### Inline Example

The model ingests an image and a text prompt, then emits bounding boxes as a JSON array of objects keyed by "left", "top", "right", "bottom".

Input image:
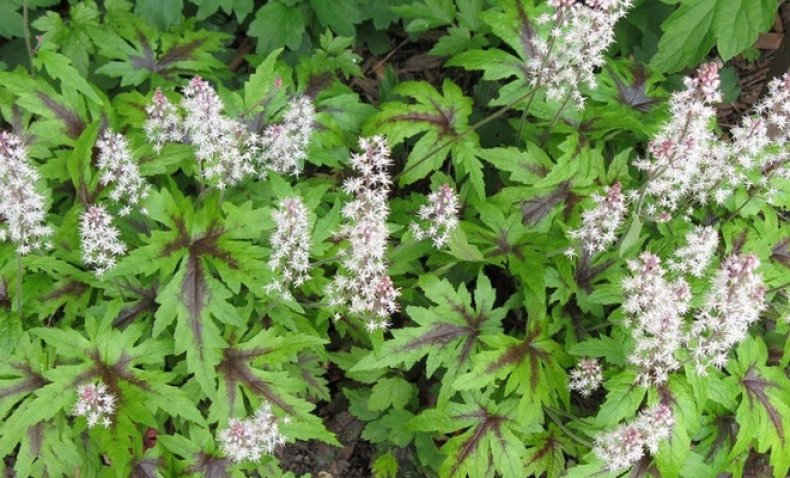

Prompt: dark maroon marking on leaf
[
  {"left": 11, "top": 104, "right": 25, "bottom": 137},
  {"left": 527, "top": 436, "right": 559, "bottom": 465},
  {"left": 396, "top": 289, "right": 489, "bottom": 358},
  {"left": 161, "top": 221, "right": 241, "bottom": 364},
  {"left": 156, "top": 40, "right": 205, "bottom": 73},
  {"left": 42, "top": 281, "right": 87, "bottom": 302},
  {"left": 657, "top": 383, "right": 674, "bottom": 407},
  {"left": 75, "top": 352, "right": 150, "bottom": 400},
  {"left": 36, "top": 92, "right": 85, "bottom": 139},
  {"left": 516, "top": 1, "right": 538, "bottom": 60},
  {"left": 741, "top": 366, "right": 785, "bottom": 442},
  {"left": 574, "top": 250, "right": 616, "bottom": 293},
  {"left": 0, "top": 278, "right": 8, "bottom": 309},
  {"left": 28, "top": 423, "right": 43, "bottom": 457},
  {"left": 160, "top": 218, "right": 191, "bottom": 257},
  {"left": 182, "top": 253, "right": 208, "bottom": 361},
  {"left": 562, "top": 189, "right": 582, "bottom": 222},
  {"left": 130, "top": 458, "right": 161, "bottom": 478},
  {"left": 0, "top": 364, "right": 47, "bottom": 400},
  {"left": 707, "top": 416, "right": 737, "bottom": 460},
  {"left": 189, "top": 454, "right": 230, "bottom": 478},
  {"left": 487, "top": 231, "right": 527, "bottom": 261},
  {"left": 297, "top": 353, "right": 325, "bottom": 398},
  {"left": 218, "top": 347, "right": 296, "bottom": 416},
  {"left": 114, "top": 286, "right": 158, "bottom": 328},
  {"left": 182, "top": 253, "right": 209, "bottom": 323},
  {"left": 305, "top": 73, "right": 334, "bottom": 100},
  {"left": 732, "top": 231, "right": 748, "bottom": 255},
  {"left": 771, "top": 237, "right": 790, "bottom": 268},
  {"left": 448, "top": 300, "right": 485, "bottom": 364},
  {"left": 486, "top": 328, "right": 548, "bottom": 391},
  {"left": 399, "top": 323, "right": 470, "bottom": 352},
  {"left": 191, "top": 228, "right": 239, "bottom": 268},
  {"left": 129, "top": 32, "right": 204, "bottom": 79},
  {"left": 609, "top": 64, "right": 660, "bottom": 112},
  {"left": 449, "top": 408, "right": 503, "bottom": 477},
  {"left": 389, "top": 112, "right": 455, "bottom": 136},
  {"left": 129, "top": 32, "right": 156, "bottom": 72},
  {"left": 161, "top": 221, "right": 239, "bottom": 268},
  {"left": 521, "top": 181, "right": 572, "bottom": 226},
  {"left": 428, "top": 97, "right": 456, "bottom": 133}
]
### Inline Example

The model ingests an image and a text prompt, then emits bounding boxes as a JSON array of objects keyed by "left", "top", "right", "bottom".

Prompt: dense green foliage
[{"left": 0, "top": 1, "right": 788, "bottom": 477}]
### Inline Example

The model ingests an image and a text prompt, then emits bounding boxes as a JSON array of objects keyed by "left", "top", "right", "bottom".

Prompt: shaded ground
[
  {"left": 719, "top": 3, "right": 790, "bottom": 128},
  {"left": 277, "top": 407, "right": 373, "bottom": 478}
]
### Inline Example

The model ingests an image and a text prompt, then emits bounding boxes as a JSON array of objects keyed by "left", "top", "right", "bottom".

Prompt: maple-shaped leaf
[
  {"left": 368, "top": 79, "right": 484, "bottom": 197},
  {"left": 524, "top": 425, "right": 576, "bottom": 478},
  {"left": 94, "top": 16, "right": 228, "bottom": 87},
  {"left": 771, "top": 237, "right": 790, "bottom": 268},
  {"left": 453, "top": 326, "right": 569, "bottom": 411},
  {"left": 585, "top": 59, "right": 666, "bottom": 140},
  {"left": 521, "top": 182, "right": 572, "bottom": 227},
  {"left": 410, "top": 391, "right": 540, "bottom": 478},
  {"left": 445, "top": 1, "right": 540, "bottom": 109},
  {"left": 352, "top": 273, "right": 506, "bottom": 401},
  {"left": 608, "top": 63, "right": 661, "bottom": 112},
  {"left": 213, "top": 328, "right": 337, "bottom": 446},
  {"left": 0, "top": 69, "right": 88, "bottom": 142},
  {"left": 0, "top": 335, "right": 50, "bottom": 446},
  {"left": 725, "top": 338, "right": 790, "bottom": 477},
  {"left": 147, "top": 188, "right": 258, "bottom": 396},
  {"left": 130, "top": 458, "right": 161, "bottom": 478}
]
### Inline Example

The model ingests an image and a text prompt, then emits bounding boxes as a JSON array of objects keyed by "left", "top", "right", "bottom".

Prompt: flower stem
[
  {"left": 16, "top": 253, "right": 23, "bottom": 320},
  {"left": 545, "top": 407, "right": 592, "bottom": 448},
  {"left": 23, "top": 0, "right": 35, "bottom": 78}
]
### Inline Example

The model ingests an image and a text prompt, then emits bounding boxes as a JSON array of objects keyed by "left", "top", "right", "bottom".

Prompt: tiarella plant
[{"left": 0, "top": 1, "right": 788, "bottom": 478}]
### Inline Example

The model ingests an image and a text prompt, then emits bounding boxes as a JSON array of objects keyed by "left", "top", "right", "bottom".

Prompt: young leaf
[
  {"left": 352, "top": 274, "right": 506, "bottom": 398},
  {"left": 410, "top": 392, "right": 539, "bottom": 478}
]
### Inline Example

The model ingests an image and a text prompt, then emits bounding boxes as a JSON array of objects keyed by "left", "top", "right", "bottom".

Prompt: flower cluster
[
  {"left": 535, "top": 0, "right": 633, "bottom": 107},
  {"left": 266, "top": 197, "right": 312, "bottom": 299},
  {"left": 634, "top": 63, "right": 734, "bottom": 216},
  {"left": 0, "top": 131, "right": 52, "bottom": 254},
  {"left": 622, "top": 252, "right": 690, "bottom": 386},
  {"left": 72, "top": 381, "right": 116, "bottom": 429},
  {"left": 669, "top": 226, "right": 718, "bottom": 277},
  {"left": 594, "top": 403, "right": 674, "bottom": 471},
  {"left": 568, "top": 357, "right": 603, "bottom": 397},
  {"left": 687, "top": 254, "right": 767, "bottom": 373},
  {"left": 80, "top": 205, "right": 126, "bottom": 277},
  {"left": 327, "top": 136, "right": 399, "bottom": 332},
  {"left": 144, "top": 78, "right": 316, "bottom": 188},
  {"left": 567, "top": 181, "right": 627, "bottom": 256},
  {"left": 731, "top": 72, "right": 790, "bottom": 200},
  {"left": 410, "top": 184, "right": 460, "bottom": 248},
  {"left": 181, "top": 76, "right": 257, "bottom": 189},
  {"left": 95, "top": 130, "right": 150, "bottom": 216},
  {"left": 761, "top": 72, "right": 790, "bottom": 141},
  {"left": 259, "top": 96, "right": 315, "bottom": 176},
  {"left": 218, "top": 403, "right": 286, "bottom": 463},
  {"left": 144, "top": 88, "right": 183, "bottom": 152}
]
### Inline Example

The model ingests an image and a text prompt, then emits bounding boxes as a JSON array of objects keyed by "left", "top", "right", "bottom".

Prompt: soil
[
  {"left": 718, "top": 3, "right": 790, "bottom": 128},
  {"left": 277, "top": 402, "right": 375, "bottom": 478}
]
